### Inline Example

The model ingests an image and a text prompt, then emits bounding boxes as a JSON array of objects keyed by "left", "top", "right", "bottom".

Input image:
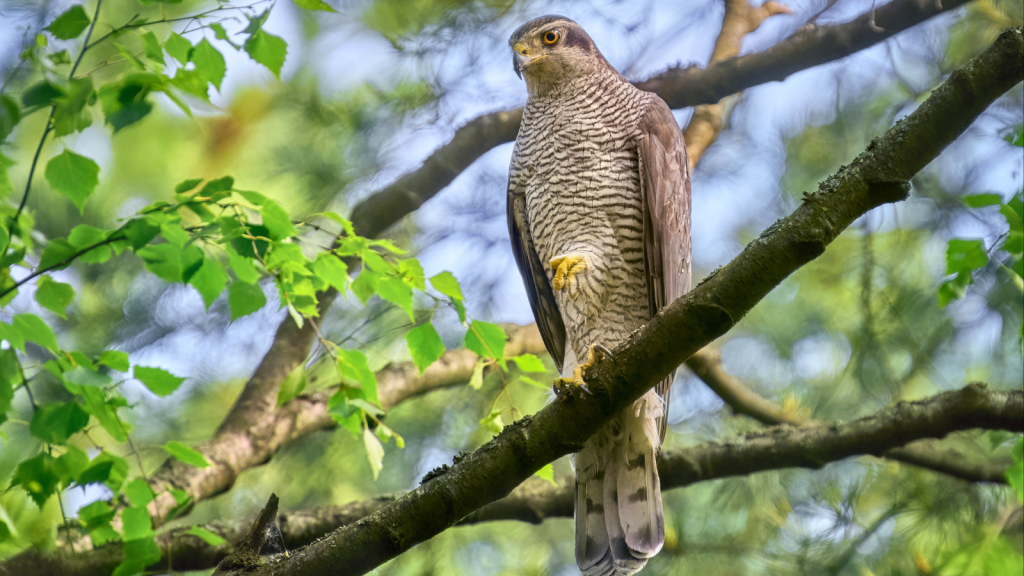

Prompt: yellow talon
[
  {"left": 552, "top": 345, "right": 605, "bottom": 396},
  {"left": 549, "top": 254, "right": 587, "bottom": 291}
]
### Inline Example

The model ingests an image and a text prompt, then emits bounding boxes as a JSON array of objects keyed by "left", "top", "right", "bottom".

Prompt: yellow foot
[
  {"left": 552, "top": 344, "right": 613, "bottom": 397},
  {"left": 549, "top": 253, "right": 589, "bottom": 294}
]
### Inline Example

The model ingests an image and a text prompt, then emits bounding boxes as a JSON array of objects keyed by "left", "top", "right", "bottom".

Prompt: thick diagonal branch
[
  {"left": 223, "top": 27, "right": 1024, "bottom": 576},
  {"left": 7, "top": 385, "right": 1015, "bottom": 576}
]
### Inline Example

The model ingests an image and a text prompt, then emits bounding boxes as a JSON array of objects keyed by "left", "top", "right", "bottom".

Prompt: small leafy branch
[{"left": 0, "top": 1, "right": 543, "bottom": 573}]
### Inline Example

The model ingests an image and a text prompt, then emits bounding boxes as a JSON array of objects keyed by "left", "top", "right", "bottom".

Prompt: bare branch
[
  {"left": 6, "top": 385, "right": 1015, "bottom": 576},
  {"left": 682, "top": 0, "right": 791, "bottom": 168}
]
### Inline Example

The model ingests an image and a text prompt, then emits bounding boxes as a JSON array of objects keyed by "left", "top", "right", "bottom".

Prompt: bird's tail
[{"left": 575, "top": 390, "right": 665, "bottom": 575}]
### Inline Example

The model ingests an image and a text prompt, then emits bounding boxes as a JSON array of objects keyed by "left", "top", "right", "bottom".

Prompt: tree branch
[
  {"left": 356, "top": 0, "right": 970, "bottom": 240},
  {"left": 6, "top": 385, "right": 1016, "bottom": 576},
  {"left": 682, "top": 0, "right": 791, "bottom": 168},
  {"left": 215, "top": 27, "right": 1024, "bottom": 576}
]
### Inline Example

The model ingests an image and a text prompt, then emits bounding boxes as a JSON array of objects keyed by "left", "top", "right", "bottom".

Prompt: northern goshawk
[{"left": 506, "top": 15, "right": 692, "bottom": 575}]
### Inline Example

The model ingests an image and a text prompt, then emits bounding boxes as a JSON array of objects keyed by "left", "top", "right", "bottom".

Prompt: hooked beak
[{"left": 512, "top": 42, "right": 545, "bottom": 80}]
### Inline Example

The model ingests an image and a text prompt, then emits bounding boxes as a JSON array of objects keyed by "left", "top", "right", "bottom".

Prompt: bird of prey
[{"left": 506, "top": 15, "right": 691, "bottom": 575}]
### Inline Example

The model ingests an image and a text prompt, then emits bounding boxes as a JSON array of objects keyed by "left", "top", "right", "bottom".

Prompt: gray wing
[
  {"left": 638, "top": 96, "right": 692, "bottom": 441},
  {"left": 508, "top": 180, "right": 567, "bottom": 373}
]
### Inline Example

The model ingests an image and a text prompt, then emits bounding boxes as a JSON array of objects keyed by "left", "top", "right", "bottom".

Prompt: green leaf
[
  {"left": 0, "top": 350, "right": 17, "bottom": 424},
  {"left": 78, "top": 500, "right": 115, "bottom": 529},
  {"left": 534, "top": 463, "right": 556, "bottom": 486},
  {"left": 191, "top": 39, "right": 226, "bottom": 91},
  {"left": 163, "top": 441, "right": 210, "bottom": 468},
  {"left": 510, "top": 353, "right": 546, "bottom": 373},
  {"left": 63, "top": 365, "right": 112, "bottom": 387},
  {"left": 46, "top": 5, "right": 90, "bottom": 40},
  {"left": 35, "top": 276, "right": 75, "bottom": 319},
  {"left": 275, "top": 365, "right": 306, "bottom": 407},
  {"left": 1006, "top": 124, "right": 1024, "bottom": 147},
  {"left": 125, "top": 478, "right": 155, "bottom": 507},
  {"left": 67, "top": 224, "right": 113, "bottom": 264},
  {"left": 141, "top": 31, "right": 164, "bottom": 64},
  {"left": 97, "top": 350, "right": 130, "bottom": 372},
  {"left": 77, "top": 452, "right": 129, "bottom": 491},
  {"left": 377, "top": 276, "right": 414, "bottom": 321},
  {"left": 172, "top": 68, "right": 209, "bottom": 100},
  {"left": 350, "top": 398, "right": 384, "bottom": 416},
  {"left": 0, "top": 150, "right": 14, "bottom": 194},
  {"left": 53, "top": 446, "right": 90, "bottom": 488},
  {"left": 406, "top": 323, "right": 446, "bottom": 374},
  {"left": 78, "top": 387, "right": 127, "bottom": 443},
  {"left": 336, "top": 349, "right": 378, "bottom": 404},
  {"left": 30, "top": 401, "right": 89, "bottom": 444},
  {"left": 398, "top": 257, "right": 425, "bottom": 289},
  {"left": 44, "top": 149, "right": 99, "bottom": 213},
  {"left": 52, "top": 77, "right": 94, "bottom": 136},
  {"left": 517, "top": 375, "right": 548, "bottom": 389},
  {"left": 188, "top": 258, "right": 228, "bottom": 309},
  {"left": 260, "top": 199, "right": 297, "bottom": 240},
  {"left": 294, "top": 0, "right": 338, "bottom": 11},
  {"left": 122, "top": 506, "right": 154, "bottom": 540},
  {"left": 165, "top": 32, "right": 191, "bottom": 65},
  {"left": 122, "top": 534, "right": 161, "bottom": 565},
  {"left": 363, "top": 427, "right": 384, "bottom": 481},
  {"left": 1009, "top": 437, "right": 1023, "bottom": 503},
  {"left": 0, "top": 94, "right": 20, "bottom": 143},
  {"left": 13, "top": 313, "right": 60, "bottom": 350},
  {"left": 115, "top": 43, "right": 146, "bottom": 71},
  {"left": 228, "top": 281, "right": 266, "bottom": 320},
  {"left": 160, "top": 222, "right": 190, "bottom": 247},
  {"left": 38, "top": 239, "right": 78, "bottom": 271},
  {"left": 136, "top": 243, "right": 183, "bottom": 283},
  {"left": 963, "top": 193, "right": 1003, "bottom": 208},
  {"left": 185, "top": 526, "right": 227, "bottom": 546},
  {"left": 10, "top": 453, "right": 58, "bottom": 507},
  {"left": 312, "top": 253, "right": 348, "bottom": 293},
  {"left": 227, "top": 250, "right": 261, "bottom": 283},
  {"left": 0, "top": 324, "right": 25, "bottom": 352},
  {"left": 22, "top": 81, "right": 64, "bottom": 108},
  {"left": 134, "top": 366, "right": 185, "bottom": 397},
  {"left": 175, "top": 178, "right": 204, "bottom": 194},
  {"left": 429, "top": 271, "right": 464, "bottom": 301},
  {"left": 468, "top": 358, "right": 485, "bottom": 390},
  {"left": 465, "top": 320, "right": 506, "bottom": 363},
  {"left": 0, "top": 519, "right": 9, "bottom": 543},
  {"left": 244, "top": 28, "right": 288, "bottom": 79},
  {"left": 946, "top": 238, "right": 988, "bottom": 275},
  {"left": 351, "top": 268, "right": 380, "bottom": 304},
  {"left": 479, "top": 408, "right": 503, "bottom": 435}
]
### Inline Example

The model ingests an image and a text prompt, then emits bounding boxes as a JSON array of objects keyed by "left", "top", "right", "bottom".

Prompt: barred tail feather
[
  {"left": 576, "top": 442, "right": 614, "bottom": 575},
  {"left": 617, "top": 391, "right": 665, "bottom": 560},
  {"left": 603, "top": 452, "right": 646, "bottom": 575}
]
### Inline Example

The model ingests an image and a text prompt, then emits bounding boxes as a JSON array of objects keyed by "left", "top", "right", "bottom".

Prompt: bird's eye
[{"left": 543, "top": 31, "right": 559, "bottom": 44}]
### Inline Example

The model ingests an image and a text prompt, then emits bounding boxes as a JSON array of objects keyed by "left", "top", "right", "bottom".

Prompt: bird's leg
[{"left": 552, "top": 344, "right": 612, "bottom": 397}]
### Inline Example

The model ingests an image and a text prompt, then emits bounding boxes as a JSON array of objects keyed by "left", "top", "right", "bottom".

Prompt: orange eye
[{"left": 543, "top": 31, "right": 559, "bottom": 44}]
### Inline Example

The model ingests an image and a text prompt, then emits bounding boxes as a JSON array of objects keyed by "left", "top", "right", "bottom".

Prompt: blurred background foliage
[{"left": 0, "top": 0, "right": 1022, "bottom": 575}]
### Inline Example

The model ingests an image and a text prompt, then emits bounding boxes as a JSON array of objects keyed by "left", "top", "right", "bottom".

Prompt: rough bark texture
[
  {"left": 5, "top": 386, "right": 1017, "bottom": 576},
  {"left": 221, "top": 28, "right": 1024, "bottom": 576}
]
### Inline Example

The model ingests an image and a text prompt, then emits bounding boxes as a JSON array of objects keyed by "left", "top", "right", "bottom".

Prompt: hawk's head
[{"left": 509, "top": 16, "right": 614, "bottom": 91}]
